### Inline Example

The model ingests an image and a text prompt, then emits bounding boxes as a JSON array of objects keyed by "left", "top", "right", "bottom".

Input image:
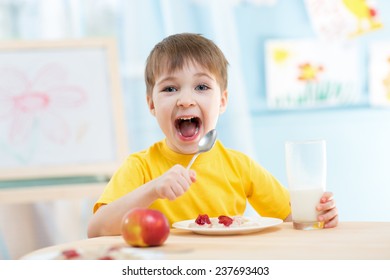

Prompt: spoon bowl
[{"left": 186, "top": 129, "right": 217, "bottom": 170}]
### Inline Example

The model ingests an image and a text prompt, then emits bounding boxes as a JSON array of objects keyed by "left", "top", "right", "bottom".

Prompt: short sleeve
[{"left": 93, "top": 156, "right": 145, "bottom": 213}]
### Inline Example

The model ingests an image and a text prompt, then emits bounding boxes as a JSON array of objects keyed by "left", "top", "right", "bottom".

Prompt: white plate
[
  {"left": 172, "top": 216, "right": 283, "bottom": 235},
  {"left": 22, "top": 251, "right": 60, "bottom": 260},
  {"left": 22, "top": 246, "right": 149, "bottom": 260}
]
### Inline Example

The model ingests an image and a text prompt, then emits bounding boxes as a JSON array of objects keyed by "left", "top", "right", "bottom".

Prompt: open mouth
[{"left": 175, "top": 116, "right": 201, "bottom": 138}]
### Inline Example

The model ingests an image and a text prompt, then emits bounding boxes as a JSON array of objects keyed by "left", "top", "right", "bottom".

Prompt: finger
[
  {"left": 318, "top": 207, "right": 338, "bottom": 224},
  {"left": 170, "top": 182, "right": 186, "bottom": 197},
  {"left": 176, "top": 173, "right": 191, "bottom": 191},
  {"left": 169, "top": 172, "right": 192, "bottom": 197},
  {"left": 170, "top": 165, "right": 191, "bottom": 185},
  {"left": 316, "top": 198, "right": 336, "bottom": 211},
  {"left": 163, "top": 188, "right": 178, "bottom": 201},
  {"left": 320, "top": 192, "right": 334, "bottom": 203},
  {"left": 180, "top": 168, "right": 194, "bottom": 184},
  {"left": 324, "top": 214, "right": 339, "bottom": 228},
  {"left": 189, "top": 169, "right": 196, "bottom": 182}
]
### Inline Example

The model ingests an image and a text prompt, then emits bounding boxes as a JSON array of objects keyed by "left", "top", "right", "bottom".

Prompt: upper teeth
[{"left": 180, "top": 117, "right": 194, "bottom": 121}]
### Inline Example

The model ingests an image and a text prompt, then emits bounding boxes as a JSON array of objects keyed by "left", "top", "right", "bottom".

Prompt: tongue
[{"left": 179, "top": 121, "right": 197, "bottom": 137}]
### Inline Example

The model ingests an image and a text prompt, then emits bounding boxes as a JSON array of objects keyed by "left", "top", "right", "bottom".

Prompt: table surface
[{"left": 21, "top": 222, "right": 390, "bottom": 260}]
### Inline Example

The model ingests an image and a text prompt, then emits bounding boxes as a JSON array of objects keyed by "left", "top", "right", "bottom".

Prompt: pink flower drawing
[{"left": 0, "top": 63, "right": 87, "bottom": 146}]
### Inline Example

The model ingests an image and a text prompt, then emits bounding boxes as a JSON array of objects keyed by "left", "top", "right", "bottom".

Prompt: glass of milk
[{"left": 285, "top": 139, "right": 326, "bottom": 230}]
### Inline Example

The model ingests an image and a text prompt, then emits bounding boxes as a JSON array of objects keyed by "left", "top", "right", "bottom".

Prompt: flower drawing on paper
[
  {"left": 341, "top": 0, "right": 383, "bottom": 36},
  {"left": 266, "top": 40, "right": 360, "bottom": 109},
  {"left": 297, "top": 62, "right": 324, "bottom": 82},
  {"left": 0, "top": 63, "right": 87, "bottom": 146}
]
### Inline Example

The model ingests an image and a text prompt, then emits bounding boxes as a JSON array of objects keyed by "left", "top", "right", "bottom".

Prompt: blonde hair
[{"left": 145, "top": 33, "right": 229, "bottom": 96}]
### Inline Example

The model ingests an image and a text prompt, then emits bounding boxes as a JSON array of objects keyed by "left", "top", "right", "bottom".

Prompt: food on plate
[
  {"left": 190, "top": 214, "right": 258, "bottom": 228},
  {"left": 62, "top": 249, "right": 80, "bottom": 259},
  {"left": 195, "top": 214, "right": 211, "bottom": 225},
  {"left": 121, "top": 208, "right": 170, "bottom": 247},
  {"left": 56, "top": 246, "right": 142, "bottom": 260},
  {"left": 218, "top": 215, "right": 234, "bottom": 226}
]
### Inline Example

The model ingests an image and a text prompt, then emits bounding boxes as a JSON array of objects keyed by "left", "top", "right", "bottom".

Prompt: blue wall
[{"left": 231, "top": 0, "right": 390, "bottom": 221}]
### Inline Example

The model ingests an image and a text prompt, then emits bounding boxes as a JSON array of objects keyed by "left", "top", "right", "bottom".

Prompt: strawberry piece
[
  {"left": 62, "top": 249, "right": 80, "bottom": 259},
  {"left": 218, "top": 215, "right": 233, "bottom": 227},
  {"left": 98, "top": 256, "right": 114, "bottom": 260},
  {"left": 195, "top": 214, "right": 211, "bottom": 225},
  {"left": 107, "top": 245, "right": 122, "bottom": 252}
]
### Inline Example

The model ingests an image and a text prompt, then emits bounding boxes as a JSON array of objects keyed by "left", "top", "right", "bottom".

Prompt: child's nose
[{"left": 176, "top": 90, "right": 196, "bottom": 107}]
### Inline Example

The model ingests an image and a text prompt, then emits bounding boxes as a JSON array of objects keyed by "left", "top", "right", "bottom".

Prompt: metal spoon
[{"left": 186, "top": 129, "right": 217, "bottom": 170}]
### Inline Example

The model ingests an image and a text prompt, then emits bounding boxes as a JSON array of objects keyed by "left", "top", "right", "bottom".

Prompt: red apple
[{"left": 121, "top": 208, "right": 170, "bottom": 247}]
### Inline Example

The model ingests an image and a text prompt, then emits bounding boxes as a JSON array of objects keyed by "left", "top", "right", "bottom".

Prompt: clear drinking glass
[{"left": 285, "top": 139, "right": 326, "bottom": 230}]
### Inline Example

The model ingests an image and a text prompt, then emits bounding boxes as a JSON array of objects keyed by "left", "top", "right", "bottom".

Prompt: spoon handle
[{"left": 186, "top": 152, "right": 200, "bottom": 170}]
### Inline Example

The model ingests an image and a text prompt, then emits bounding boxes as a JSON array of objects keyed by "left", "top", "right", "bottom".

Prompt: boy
[{"left": 88, "top": 33, "right": 338, "bottom": 237}]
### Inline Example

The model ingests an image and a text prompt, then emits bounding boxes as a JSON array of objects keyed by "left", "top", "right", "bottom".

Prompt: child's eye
[
  {"left": 195, "top": 84, "right": 209, "bottom": 91},
  {"left": 162, "top": 86, "right": 177, "bottom": 93}
]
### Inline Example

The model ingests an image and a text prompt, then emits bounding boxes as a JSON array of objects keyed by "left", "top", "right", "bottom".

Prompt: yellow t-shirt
[{"left": 94, "top": 139, "right": 290, "bottom": 225}]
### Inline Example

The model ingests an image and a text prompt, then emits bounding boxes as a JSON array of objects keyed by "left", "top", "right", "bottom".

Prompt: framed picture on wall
[
  {"left": 304, "top": 0, "right": 383, "bottom": 41},
  {"left": 369, "top": 42, "right": 390, "bottom": 107},
  {"left": 0, "top": 39, "right": 128, "bottom": 180},
  {"left": 264, "top": 39, "right": 362, "bottom": 110}
]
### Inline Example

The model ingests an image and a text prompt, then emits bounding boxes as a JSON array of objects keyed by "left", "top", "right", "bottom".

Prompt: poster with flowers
[
  {"left": 304, "top": 0, "right": 383, "bottom": 41},
  {"left": 369, "top": 42, "right": 390, "bottom": 107},
  {"left": 265, "top": 40, "right": 361, "bottom": 109},
  {"left": 0, "top": 39, "right": 127, "bottom": 179}
]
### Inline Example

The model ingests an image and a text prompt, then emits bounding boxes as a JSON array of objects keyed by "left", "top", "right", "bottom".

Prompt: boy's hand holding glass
[{"left": 316, "top": 191, "right": 338, "bottom": 228}]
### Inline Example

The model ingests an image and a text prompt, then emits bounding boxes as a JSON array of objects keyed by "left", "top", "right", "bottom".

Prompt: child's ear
[
  {"left": 219, "top": 90, "right": 228, "bottom": 114},
  {"left": 146, "top": 95, "right": 156, "bottom": 116}
]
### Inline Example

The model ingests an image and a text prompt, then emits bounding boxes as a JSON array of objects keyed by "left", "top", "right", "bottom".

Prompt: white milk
[{"left": 289, "top": 188, "right": 324, "bottom": 222}]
